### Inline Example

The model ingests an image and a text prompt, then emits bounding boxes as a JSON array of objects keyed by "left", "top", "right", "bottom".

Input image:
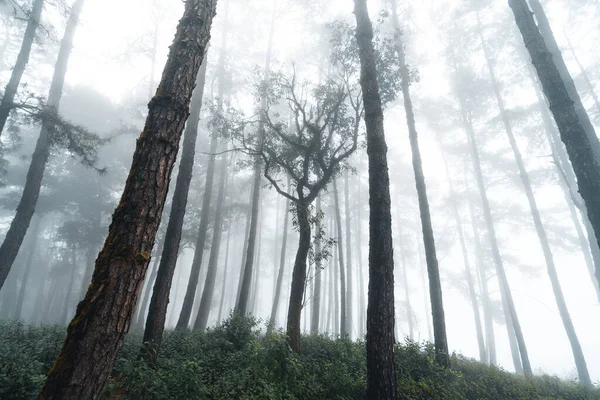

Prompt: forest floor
[{"left": 1, "top": 316, "right": 598, "bottom": 400}]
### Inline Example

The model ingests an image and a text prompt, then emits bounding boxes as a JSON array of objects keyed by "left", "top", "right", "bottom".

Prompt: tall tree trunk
[
  {"left": 269, "top": 186, "right": 290, "bottom": 331},
  {"left": 143, "top": 57, "right": 209, "bottom": 346},
  {"left": 344, "top": 171, "right": 353, "bottom": 337},
  {"left": 217, "top": 218, "right": 232, "bottom": 323},
  {"left": 333, "top": 179, "right": 347, "bottom": 337},
  {"left": 236, "top": 1, "right": 277, "bottom": 315},
  {"left": 392, "top": 2, "right": 448, "bottom": 366},
  {"left": 250, "top": 211, "right": 263, "bottom": 316},
  {"left": 460, "top": 93, "right": 532, "bottom": 375},
  {"left": 286, "top": 199, "right": 311, "bottom": 352},
  {"left": 14, "top": 215, "right": 42, "bottom": 320},
  {"left": 235, "top": 203, "right": 252, "bottom": 304},
  {"left": 468, "top": 195, "right": 496, "bottom": 364},
  {"left": 0, "top": 0, "right": 44, "bottom": 136},
  {"left": 511, "top": 0, "right": 600, "bottom": 294},
  {"left": 490, "top": 7, "right": 590, "bottom": 384},
  {"left": 194, "top": 151, "right": 229, "bottom": 330},
  {"left": 177, "top": 47, "right": 227, "bottom": 330},
  {"left": 354, "top": 0, "right": 397, "bottom": 396},
  {"left": 36, "top": 1, "right": 216, "bottom": 398},
  {"left": 0, "top": 0, "right": 85, "bottom": 291},
  {"left": 310, "top": 195, "right": 322, "bottom": 334}
]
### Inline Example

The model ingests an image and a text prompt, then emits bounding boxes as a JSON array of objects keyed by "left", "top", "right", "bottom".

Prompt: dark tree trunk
[
  {"left": 269, "top": 187, "right": 290, "bottom": 331},
  {"left": 36, "top": 1, "right": 216, "bottom": 398},
  {"left": 0, "top": 0, "right": 85, "bottom": 291},
  {"left": 176, "top": 63, "right": 226, "bottom": 330},
  {"left": 14, "top": 215, "right": 41, "bottom": 320},
  {"left": 392, "top": 2, "right": 448, "bottom": 366},
  {"left": 143, "top": 58, "right": 209, "bottom": 347},
  {"left": 310, "top": 195, "right": 322, "bottom": 335},
  {"left": 235, "top": 203, "right": 252, "bottom": 304},
  {"left": 511, "top": 0, "right": 600, "bottom": 293},
  {"left": 354, "top": 0, "right": 397, "bottom": 396},
  {"left": 344, "top": 171, "right": 353, "bottom": 337},
  {"left": 0, "top": 0, "right": 44, "bottom": 136},
  {"left": 286, "top": 199, "right": 311, "bottom": 352},
  {"left": 194, "top": 152, "right": 229, "bottom": 331},
  {"left": 333, "top": 179, "right": 347, "bottom": 337}
]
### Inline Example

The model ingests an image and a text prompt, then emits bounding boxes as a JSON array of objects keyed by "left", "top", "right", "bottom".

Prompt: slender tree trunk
[
  {"left": 235, "top": 204, "right": 252, "bottom": 304},
  {"left": 286, "top": 199, "right": 311, "bottom": 352},
  {"left": 392, "top": 3, "right": 448, "bottom": 366},
  {"left": 0, "top": 0, "right": 44, "bottom": 137},
  {"left": 344, "top": 171, "right": 353, "bottom": 337},
  {"left": 468, "top": 195, "right": 496, "bottom": 364},
  {"left": 36, "top": 1, "right": 216, "bottom": 398},
  {"left": 0, "top": 0, "right": 85, "bottom": 291},
  {"left": 354, "top": 0, "right": 397, "bottom": 396},
  {"left": 356, "top": 182, "right": 366, "bottom": 338},
  {"left": 177, "top": 48, "right": 227, "bottom": 330},
  {"left": 333, "top": 179, "right": 347, "bottom": 337},
  {"left": 143, "top": 58, "right": 209, "bottom": 346},
  {"left": 269, "top": 184, "right": 290, "bottom": 331},
  {"left": 14, "top": 215, "right": 41, "bottom": 320},
  {"left": 236, "top": 1, "right": 277, "bottom": 316},
  {"left": 511, "top": 0, "right": 600, "bottom": 294},
  {"left": 217, "top": 219, "right": 232, "bottom": 323},
  {"left": 250, "top": 211, "right": 263, "bottom": 316},
  {"left": 134, "top": 235, "right": 164, "bottom": 328},
  {"left": 333, "top": 215, "right": 339, "bottom": 336},
  {"left": 310, "top": 195, "right": 322, "bottom": 334},
  {"left": 194, "top": 152, "right": 229, "bottom": 330}
]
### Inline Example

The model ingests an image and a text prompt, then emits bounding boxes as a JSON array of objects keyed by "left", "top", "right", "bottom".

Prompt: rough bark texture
[
  {"left": 176, "top": 54, "right": 226, "bottom": 329},
  {"left": 269, "top": 191, "right": 290, "bottom": 331},
  {"left": 194, "top": 151, "right": 228, "bottom": 331},
  {"left": 354, "top": 0, "right": 397, "bottom": 397},
  {"left": 36, "top": 1, "right": 216, "bottom": 398},
  {"left": 333, "top": 179, "right": 347, "bottom": 337},
  {"left": 0, "top": 0, "right": 84, "bottom": 291},
  {"left": 0, "top": 0, "right": 44, "bottom": 136},
  {"left": 143, "top": 59, "right": 208, "bottom": 346},
  {"left": 310, "top": 195, "right": 322, "bottom": 335},
  {"left": 286, "top": 200, "right": 311, "bottom": 352},
  {"left": 392, "top": 2, "right": 448, "bottom": 367}
]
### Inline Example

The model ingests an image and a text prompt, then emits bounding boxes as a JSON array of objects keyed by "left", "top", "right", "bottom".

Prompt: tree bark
[
  {"left": 36, "top": 1, "right": 216, "bottom": 398},
  {"left": 0, "top": 0, "right": 85, "bottom": 291},
  {"left": 332, "top": 179, "right": 347, "bottom": 337},
  {"left": 354, "top": 0, "right": 397, "bottom": 396},
  {"left": 194, "top": 151, "right": 229, "bottom": 330},
  {"left": 269, "top": 184, "right": 291, "bottom": 331},
  {"left": 392, "top": 1, "right": 448, "bottom": 366},
  {"left": 176, "top": 48, "right": 226, "bottom": 329},
  {"left": 310, "top": 195, "right": 322, "bottom": 334},
  {"left": 143, "top": 58, "right": 209, "bottom": 346},
  {"left": 286, "top": 200, "right": 311, "bottom": 352},
  {"left": 0, "top": 0, "right": 44, "bottom": 137}
]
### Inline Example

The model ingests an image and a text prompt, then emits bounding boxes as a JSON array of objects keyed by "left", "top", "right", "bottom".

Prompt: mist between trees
[{"left": 0, "top": 0, "right": 600, "bottom": 398}]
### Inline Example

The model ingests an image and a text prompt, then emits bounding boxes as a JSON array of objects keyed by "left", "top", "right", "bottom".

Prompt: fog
[{"left": 1, "top": 0, "right": 599, "bottom": 390}]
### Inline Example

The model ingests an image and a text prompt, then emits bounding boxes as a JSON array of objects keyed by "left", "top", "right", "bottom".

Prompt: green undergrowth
[{"left": 0, "top": 317, "right": 598, "bottom": 399}]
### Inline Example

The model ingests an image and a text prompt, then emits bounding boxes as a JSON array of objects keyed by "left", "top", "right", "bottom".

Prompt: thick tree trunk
[
  {"left": 14, "top": 215, "right": 41, "bottom": 320},
  {"left": 194, "top": 152, "right": 228, "bottom": 330},
  {"left": 269, "top": 188, "right": 290, "bottom": 331},
  {"left": 310, "top": 195, "right": 322, "bottom": 334},
  {"left": 143, "top": 58, "right": 209, "bottom": 346},
  {"left": 36, "top": 1, "right": 216, "bottom": 398},
  {"left": 344, "top": 171, "right": 353, "bottom": 337},
  {"left": 511, "top": 0, "right": 600, "bottom": 294},
  {"left": 392, "top": 3, "right": 448, "bottom": 366},
  {"left": 333, "top": 179, "right": 347, "bottom": 337},
  {"left": 354, "top": 0, "right": 397, "bottom": 396},
  {"left": 286, "top": 200, "right": 311, "bottom": 352},
  {"left": 177, "top": 61, "right": 225, "bottom": 330},
  {"left": 0, "top": 0, "right": 44, "bottom": 136},
  {"left": 0, "top": 0, "right": 85, "bottom": 291}
]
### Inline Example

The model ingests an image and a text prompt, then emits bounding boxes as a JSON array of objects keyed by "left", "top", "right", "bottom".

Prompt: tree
[
  {"left": 36, "top": 0, "right": 217, "bottom": 397},
  {"left": 0, "top": 0, "right": 100, "bottom": 291},
  {"left": 354, "top": 0, "right": 397, "bottom": 397},
  {"left": 0, "top": 0, "right": 44, "bottom": 137},
  {"left": 332, "top": 178, "right": 347, "bottom": 337},
  {"left": 390, "top": 0, "right": 449, "bottom": 367},
  {"left": 142, "top": 58, "right": 209, "bottom": 348}
]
